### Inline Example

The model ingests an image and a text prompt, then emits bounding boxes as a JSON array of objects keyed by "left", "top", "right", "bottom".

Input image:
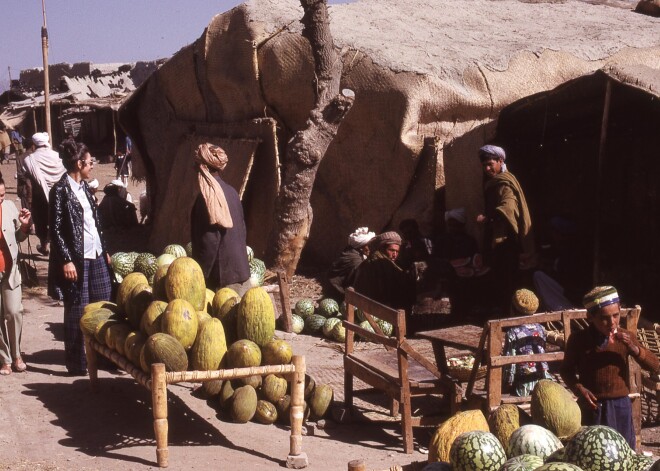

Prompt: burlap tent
[{"left": 119, "top": 0, "right": 660, "bottom": 267}]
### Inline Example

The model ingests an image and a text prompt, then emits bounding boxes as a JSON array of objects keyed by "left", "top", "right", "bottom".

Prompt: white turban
[
  {"left": 87, "top": 179, "right": 99, "bottom": 189},
  {"left": 111, "top": 179, "right": 126, "bottom": 188},
  {"left": 445, "top": 208, "right": 467, "bottom": 224},
  {"left": 348, "top": 227, "right": 375, "bottom": 249},
  {"left": 32, "top": 132, "right": 50, "bottom": 147}
]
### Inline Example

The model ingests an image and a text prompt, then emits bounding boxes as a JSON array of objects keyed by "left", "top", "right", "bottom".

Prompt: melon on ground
[
  {"left": 429, "top": 409, "right": 489, "bottom": 462},
  {"left": 231, "top": 385, "right": 258, "bottom": 423}
]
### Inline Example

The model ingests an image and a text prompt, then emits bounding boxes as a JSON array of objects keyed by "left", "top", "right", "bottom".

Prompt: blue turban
[{"left": 478, "top": 145, "right": 506, "bottom": 162}]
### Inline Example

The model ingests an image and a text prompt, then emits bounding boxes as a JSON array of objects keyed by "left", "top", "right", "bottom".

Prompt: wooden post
[
  {"left": 151, "top": 363, "right": 169, "bottom": 468},
  {"left": 487, "top": 321, "right": 503, "bottom": 411},
  {"left": 84, "top": 335, "right": 99, "bottom": 392},
  {"left": 287, "top": 355, "right": 309, "bottom": 468},
  {"left": 277, "top": 270, "right": 292, "bottom": 333},
  {"left": 347, "top": 460, "right": 366, "bottom": 471}
]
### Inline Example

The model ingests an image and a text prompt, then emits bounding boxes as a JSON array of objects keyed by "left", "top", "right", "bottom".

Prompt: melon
[
  {"left": 376, "top": 318, "right": 394, "bottom": 336},
  {"left": 318, "top": 298, "right": 340, "bottom": 317},
  {"left": 261, "top": 339, "right": 292, "bottom": 365},
  {"left": 190, "top": 318, "right": 227, "bottom": 371},
  {"left": 323, "top": 317, "right": 342, "bottom": 337},
  {"left": 197, "top": 311, "right": 212, "bottom": 326},
  {"left": 160, "top": 299, "right": 199, "bottom": 350},
  {"left": 156, "top": 253, "right": 176, "bottom": 268},
  {"left": 165, "top": 257, "right": 206, "bottom": 311},
  {"left": 105, "top": 322, "right": 132, "bottom": 352},
  {"left": 500, "top": 455, "right": 544, "bottom": 471},
  {"left": 488, "top": 404, "right": 532, "bottom": 451},
  {"left": 535, "top": 465, "right": 585, "bottom": 471},
  {"left": 163, "top": 244, "right": 187, "bottom": 258},
  {"left": 507, "top": 424, "right": 562, "bottom": 459},
  {"left": 134, "top": 252, "right": 158, "bottom": 283},
  {"left": 531, "top": 380, "right": 582, "bottom": 440},
  {"left": 237, "top": 375, "right": 262, "bottom": 389},
  {"left": 216, "top": 297, "right": 240, "bottom": 344},
  {"left": 80, "top": 307, "right": 117, "bottom": 337},
  {"left": 254, "top": 400, "right": 278, "bottom": 424},
  {"left": 564, "top": 425, "right": 633, "bottom": 471},
  {"left": 226, "top": 339, "right": 262, "bottom": 368},
  {"left": 248, "top": 258, "right": 266, "bottom": 286},
  {"left": 83, "top": 301, "right": 119, "bottom": 316},
  {"left": 141, "top": 300, "right": 167, "bottom": 336},
  {"left": 126, "top": 283, "right": 153, "bottom": 329},
  {"left": 95, "top": 318, "right": 121, "bottom": 345},
  {"left": 309, "top": 384, "right": 333, "bottom": 420},
  {"left": 631, "top": 454, "right": 655, "bottom": 471},
  {"left": 201, "top": 380, "right": 224, "bottom": 397},
  {"left": 450, "top": 430, "right": 507, "bottom": 471},
  {"left": 291, "top": 314, "right": 305, "bottom": 334},
  {"left": 304, "top": 314, "right": 326, "bottom": 334},
  {"left": 139, "top": 344, "right": 149, "bottom": 373},
  {"left": 231, "top": 385, "right": 258, "bottom": 423},
  {"left": 294, "top": 298, "right": 315, "bottom": 318},
  {"left": 151, "top": 265, "right": 169, "bottom": 301},
  {"left": 429, "top": 409, "right": 489, "bottom": 463},
  {"left": 204, "top": 289, "right": 214, "bottom": 313},
  {"left": 261, "top": 374, "right": 288, "bottom": 403},
  {"left": 544, "top": 447, "right": 566, "bottom": 463},
  {"left": 142, "top": 332, "right": 189, "bottom": 372},
  {"left": 237, "top": 287, "right": 275, "bottom": 347},
  {"left": 212, "top": 287, "right": 240, "bottom": 315},
  {"left": 304, "top": 374, "right": 316, "bottom": 399},
  {"left": 218, "top": 380, "right": 234, "bottom": 409},
  {"left": 111, "top": 252, "right": 134, "bottom": 277},
  {"left": 331, "top": 322, "right": 346, "bottom": 342},
  {"left": 359, "top": 320, "right": 375, "bottom": 340},
  {"left": 117, "top": 272, "right": 149, "bottom": 314},
  {"left": 124, "top": 331, "right": 147, "bottom": 366},
  {"left": 246, "top": 246, "right": 254, "bottom": 262}
]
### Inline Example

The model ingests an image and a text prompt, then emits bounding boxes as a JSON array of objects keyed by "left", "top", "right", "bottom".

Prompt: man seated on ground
[
  {"left": 397, "top": 219, "right": 432, "bottom": 269},
  {"left": 560, "top": 285, "right": 660, "bottom": 449},
  {"left": 98, "top": 181, "right": 138, "bottom": 229},
  {"left": 353, "top": 231, "right": 416, "bottom": 312},
  {"left": 325, "top": 227, "right": 375, "bottom": 301}
]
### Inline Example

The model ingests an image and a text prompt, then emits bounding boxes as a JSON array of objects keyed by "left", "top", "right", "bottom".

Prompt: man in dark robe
[{"left": 326, "top": 227, "right": 375, "bottom": 300}]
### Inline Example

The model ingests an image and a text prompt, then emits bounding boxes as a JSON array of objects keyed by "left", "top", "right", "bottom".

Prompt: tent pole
[
  {"left": 112, "top": 110, "right": 117, "bottom": 156},
  {"left": 592, "top": 78, "right": 612, "bottom": 285},
  {"left": 41, "top": 0, "right": 51, "bottom": 139}
]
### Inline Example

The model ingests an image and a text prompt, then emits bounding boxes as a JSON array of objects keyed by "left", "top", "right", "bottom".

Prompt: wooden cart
[{"left": 84, "top": 336, "right": 309, "bottom": 468}]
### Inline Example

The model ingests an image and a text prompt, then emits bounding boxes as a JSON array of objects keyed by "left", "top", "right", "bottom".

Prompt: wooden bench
[
  {"left": 464, "top": 307, "right": 642, "bottom": 450},
  {"left": 342, "top": 288, "right": 463, "bottom": 454}
]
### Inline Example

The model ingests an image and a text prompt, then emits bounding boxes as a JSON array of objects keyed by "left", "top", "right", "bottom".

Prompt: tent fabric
[{"left": 119, "top": 0, "right": 660, "bottom": 261}]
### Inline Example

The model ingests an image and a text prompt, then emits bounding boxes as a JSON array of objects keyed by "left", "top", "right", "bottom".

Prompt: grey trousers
[{"left": 0, "top": 273, "right": 23, "bottom": 364}]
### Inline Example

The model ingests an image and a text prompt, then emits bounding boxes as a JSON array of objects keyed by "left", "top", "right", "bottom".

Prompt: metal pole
[
  {"left": 7, "top": 67, "right": 11, "bottom": 105},
  {"left": 41, "top": 0, "right": 52, "bottom": 140}
]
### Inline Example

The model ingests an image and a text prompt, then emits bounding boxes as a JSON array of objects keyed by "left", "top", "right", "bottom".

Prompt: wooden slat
[
  {"left": 276, "top": 271, "right": 292, "bottom": 333},
  {"left": 489, "top": 352, "right": 565, "bottom": 367},
  {"left": 343, "top": 321, "right": 398, "bottom": 348},
  {"left": 345, "top": 288, "right": 401, "bottom": 325},
  {"left": 344, "top": 356, "right": 400, "bottom": 397},
  {"left": 416, "top": 324, "right": 483, "bottom": 351},
  {"left": 487, "top": 320, "right": 503, "bottom": 409},
  {"left": 466, "top": 323, "right": 488, "bottom": 398}
]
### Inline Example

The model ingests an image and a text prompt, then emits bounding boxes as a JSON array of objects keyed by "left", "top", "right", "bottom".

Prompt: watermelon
[
  {"left": 564, "top": 425, "right": 633, "bottom": 471},
  {"left": 359, "top": 320, "right": 375, "bottom": 340},
  {"left": 294, "top": 299, "right": 315, "bottom": 318},
  {"left": 507, "top": 424, "right": 562, "bottom": 459},
  {"left": 535, "top": 465, "right": 585, "bottom": 471},
  {"left": 163, "top": 244, "right": 187, "bottom": 258},
  {"left": 249, "top": 258, "right": 266, "bottom": 287},
  {"left": 291, "top": 314, "right": 305, "bottom": 334},
  {"left": 450, "top": 430, "right": 507, "bottom": 471},
  {"left": 323, "top": 317, "right": 342, "bottom": 337},
  {"left": 630, "top": 454, "right": 654, "bottom": 471},
  {"left": 376, "top": 318, "right": 393, "bottom": 336},
  {"left": 331, "top": 322, "right": 346, "bottom": 342},
  {"left": 318, "top": 298, "right": 340, "bottom": 317},
  {"left": 246, "top": 246, "right": 254, "bottom": 262},
  {"left": 185, "top": 241, "right": 193, "bottom": 257},
  {"left": 111, "top": 252, "right": 134, "bottom": 277},
  {"left": 304, "top": 314, "right": 326, "bottom": 334},
  {"left": 134, "top": 253, "right": 158, "bottom": 282},
  {"left": 544, "top": 447, "right": 566, "bottom": 463},
  {"left": 500, "top": 455, "right": 544, "bottom": 471}
]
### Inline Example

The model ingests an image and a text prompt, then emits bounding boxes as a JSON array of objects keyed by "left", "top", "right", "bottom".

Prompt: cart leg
[
  {"left": 287, "top": 355, "right": 309, "bottom": 469},
  {"left": 84, "top": 336, "right": 99, "bottom": 392},
  {"left": 152, "top": 363, "right": 169, "bottom": 468}
]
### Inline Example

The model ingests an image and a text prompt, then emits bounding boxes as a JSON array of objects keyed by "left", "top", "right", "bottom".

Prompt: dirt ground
[{"left": 2, "top": 160, "right": 660, "bottom": 470}]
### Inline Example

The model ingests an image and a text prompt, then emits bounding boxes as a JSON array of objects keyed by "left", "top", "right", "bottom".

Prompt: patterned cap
[
  {"left": 512, "top": 289, "right": 539, "bottom": 315},
  {"left": 377, "top": 231, "right": 402, "bottom": 247},
  {"left": 583, "top": 286, "right": 619, "bottom": 312}
]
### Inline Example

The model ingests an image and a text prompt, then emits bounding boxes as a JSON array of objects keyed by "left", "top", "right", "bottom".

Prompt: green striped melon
[
  {"left": 142, "top": 332, "right": 189, "bottom": 372},
  {"left": 564, "top": 425, "right": 633, "bottom": 471},
  {"left": 500, "top": 454, "right": 544, "bottom": 471},
  {"left": 544, "top": 447, "right": 566, "bottom": 463},
  {"left": 318, "top": 298, "right": 340, "bottom": 317},
  {"left": 331, "top": 322, "right": 346, "bottom": 342},
  {"left": 450, "top": 431, "right": 507, "bottom": 471},
  {"left": 631, "top": 454, "right": 654, "bottom": 471},
  {"left": 163, "top": 244, "right": 187, "bottom": 258},
  {"left": 111, "top": 252, "right": 133, "bottom": 277},
  {"left": 359, "top": 320, "right": 375, "bottom": 339},
  {"left": 294, "top": 298, "right": 315, "bottom": 318},
  {"left": 237, "top": 287, "right": 275, "bottom": 347},
  {"left": 248, "top": 258, "right": 266, "bottom": 287},
  {"left": 291, "top": 314, "right": 305, "bottom": 334},
  {"left": 376, "top": 318, "right": 394, "bottom": 336},
  {"left": 134, "top": 253, "right": 158, "bottom": 283},
  {"left": 185, "top": 241, "right": 193, "bottom": 257},
  {"left": 323, "top": 317, "right": 342, "bottom": 337},
  {"left": 246, "top": 246, "right": 254, "bottom": 262},
  {"left": 160, "top": 299, "right": 199, "bottom": 350},
  {"left": 535, "top": 465, "right": 585, "bottom": 471},
  {"left": 165, "top": 257, "right": 206, "bottom": 311},
  {"left": 304, "top": 314, "right": 326, "bottom": 334},
  {"left": 507, "top": 424, "right": 562, "bottom": 459}
]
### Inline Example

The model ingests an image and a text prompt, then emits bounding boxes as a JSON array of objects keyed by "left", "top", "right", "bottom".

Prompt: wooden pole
[
  {"left": 347, "top": 460, "right": 366, "bottom": 471},
  {"left": 286, "top": 355, "right": 309, "bottom": 468},
  {"left": 151, "top": 363, "right": 169, "bottom": 468},
  {"left": 41, "top": 0, "right": 51, "bottom": 139},
  {"left": 277, "top": 270, "right": 292, "bottom": 333},
  {"left": 84, "top": 336, "right": 99, "bottom": 393},
  {"left": 112, "top": 110, "right": 117, "bottom": 156},
  {"left": 592, "top": 78, "right": 612, "bottom": 285}
]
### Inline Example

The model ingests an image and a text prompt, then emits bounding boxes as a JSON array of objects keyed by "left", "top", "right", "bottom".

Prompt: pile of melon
[
  {"left": 290, "top": 297, "right": 394, "bottom": 343},
  {"left": 425, "top": 379, "right": 657, "bottom": 471},
  {"left": 82, "top": 247, "right": 334, "bottom": 425}
]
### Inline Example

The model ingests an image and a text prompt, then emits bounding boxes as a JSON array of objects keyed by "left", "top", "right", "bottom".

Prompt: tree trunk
[{"left": 268, "top": 0, "right": 354, "bottom": 277}]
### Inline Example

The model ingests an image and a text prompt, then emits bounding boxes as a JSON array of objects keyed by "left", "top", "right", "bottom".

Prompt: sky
[{"left": 0, "top": 0, "right": 246, "bottom": 92}]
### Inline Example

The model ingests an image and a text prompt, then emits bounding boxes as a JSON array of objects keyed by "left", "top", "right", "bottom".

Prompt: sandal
[
  {"left": 0, "top": 364, "right": 11, "bottom": 376},
  {"left": 12, "top": 358, "right": 26, "bottom": 372}
]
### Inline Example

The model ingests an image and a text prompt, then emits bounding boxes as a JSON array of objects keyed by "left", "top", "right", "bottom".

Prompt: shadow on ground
[{"left": 22, "top": 377, "right": 284, "bottom": 467}]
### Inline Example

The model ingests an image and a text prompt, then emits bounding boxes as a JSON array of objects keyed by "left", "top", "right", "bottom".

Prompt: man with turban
[
  {"left": 190, "top": 143, "right": 250, "bottom": 293},
  {"left": 22, "top": 132, "right": 65, "bottom": 255},
  {"left": 325, "top": 227, "right": 375, "bottom": 301},
  {"left": 354, "top": 231, "right": 416, "bottom": 312},
  {"left": 476, "top": 144, "right": 535, "bottom": 315},
  {"left": 560, "top": 286, "right": 659, "bottom": 448}
]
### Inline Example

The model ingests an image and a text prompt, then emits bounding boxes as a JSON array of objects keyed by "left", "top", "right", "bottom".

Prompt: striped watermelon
[
  {"left": 163, "top": 244, "right": 187, "bottom": 258},
  {"left": 500, "top": 454, "right": 544, "bottom": 471},
  {"left": 323, "top": 317, "right": 342, "bottom": 337},
  {"left": 507, "top": 424, "right": 562, "bottom": 459},
  {"left": 564, "top": 425, "right": 633, "bottom": 471},
  {"left": 450, "top": 430, "right": 506, "bottom": 471},
  {"left": 304, "top": 314, "right": 326, "bottom": 334},
  {"left": 535, "top": 465, "right": 585, "bottom": 471},
  {"left": 111, "top": 252, "right": 134, "bottom": 277},
  {"left": 630, "top": 454, "right": 654, "bottom": 471},
  {"left": 291, "top": 314, "right": 305, "bottom": 334},
  {"left": 249, "top": 258, "right": 266, "bottom": 286},
  {"left": 544, "top": 447, "right": 566, "bottom": 463},
  {"left": 318, "top": 298, "right": 340, "bottom": 317},
  {"left": 295, "top": 299, "right": 315, "bottom": 318}
]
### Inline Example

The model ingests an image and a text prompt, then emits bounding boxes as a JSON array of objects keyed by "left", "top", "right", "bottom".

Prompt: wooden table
[{"left": 415, "top": 325, "right": 484, "bottom": 375}]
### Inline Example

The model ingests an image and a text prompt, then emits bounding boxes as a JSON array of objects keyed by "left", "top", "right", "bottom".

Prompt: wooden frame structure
[
  {"left": 464, "top": 307, "right": 642, "bottom": 450},
  {"left": 342, "top": 288, "right": 462, "bottom": 454},
  {"left": 84, "top": 335, "right": 308, "bottom": 468}
]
